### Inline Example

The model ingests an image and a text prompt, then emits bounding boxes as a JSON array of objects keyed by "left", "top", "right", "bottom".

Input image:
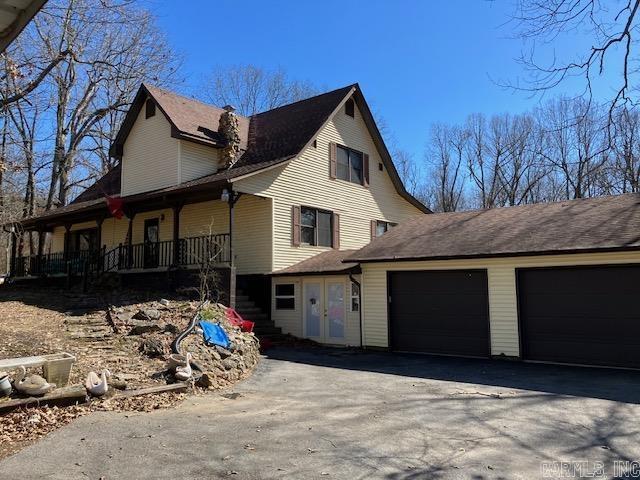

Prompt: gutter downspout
[{"left": 348, "top": 272, "right": 363, "bottom": 349}]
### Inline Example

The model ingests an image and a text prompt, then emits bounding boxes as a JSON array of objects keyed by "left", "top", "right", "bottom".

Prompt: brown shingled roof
[
  {"left": 72, "top": 164, "right": 121, "bottom": 204},
  {"left": 273, "top": 249, "right": 360, "bottom": 276},
  {"left": 347, "top": 193, "right": 640, "bottom": 263},
  {"left": 26, "top": 83, "right": 426, "bottom": 227}
]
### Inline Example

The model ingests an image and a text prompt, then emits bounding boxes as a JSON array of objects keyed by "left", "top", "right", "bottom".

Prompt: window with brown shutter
[
  {"left": 332, "top": 213, "right": 340, "bottom": 249},
  {"left": 292, "top": 205, "right": 301, "bottom": 247},
  {"left": 298, "top": 206, "right": 334, "bottom": 247},
  {"left": 370, "top": 220, "right": 377, "bottom": 240},
  {"left": 329, "top": 142, "right": 337, "bottom": 179},
  {"left": 335, "top": 144, "right": 367, "bottom": 186}
]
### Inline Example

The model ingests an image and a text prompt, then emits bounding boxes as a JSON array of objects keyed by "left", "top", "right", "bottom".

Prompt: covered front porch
[{"left": 7, "top": 179, "right": 256, "bottom": 304}]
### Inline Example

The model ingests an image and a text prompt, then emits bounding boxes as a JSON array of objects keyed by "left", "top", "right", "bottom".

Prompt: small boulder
[
  {"left": 215, "top": 346, "right": 233, "bottom": 359},
  {"left": 129, "top": 320, "right": 162, "bottom": 336},
  {"left": 196, "top": 372, "right": 216, "bottom": 388},
  {"left": 159, "top": 299, "right": 171, "bottom": 307},
  {"left": 133, "top": 309, "right": 161, "bottom": 321},
  {"left": 138, "top": 338, "right": 166, "bottom": 358}
]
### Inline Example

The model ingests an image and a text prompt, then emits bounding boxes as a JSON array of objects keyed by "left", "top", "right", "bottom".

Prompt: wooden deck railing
[{"left": 12, "top": 233, "right": 231, "bottom": 277}]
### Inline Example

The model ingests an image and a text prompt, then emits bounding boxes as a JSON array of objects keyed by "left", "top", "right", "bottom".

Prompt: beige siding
[
  {"left": 180, "top": 201, "right": 228, "bottom": 238},
  {"left": 233, "top": 99, "right": 424, "bottom": 271},
  {"left": 101, "top": 217, "right": 129, "bottom": 249},
  {"left": 49, "top": 227, "right": 65, "bottom": 253},
  {"left": 271, "top": 274, "right": 361, "bottom": 346},
  {"left": 179, "top": 196, "right": 272, "bottom": 275},
  {"left": 234, "top": 195, "right": 272, "bottom": 275},
  {"left": 179, "top": 140, "right": 220, "bottom": 183},
  {"left": 360, "top": 251, "right": 640, "bottom": 355},
  {"left": 121, "top": 106, "right": 179, "bottom": 196},
  {"left": 272, "top": 277, "right": 303, "bottom": 337}
]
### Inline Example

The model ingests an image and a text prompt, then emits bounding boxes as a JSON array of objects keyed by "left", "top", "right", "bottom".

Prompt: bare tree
[
  {"left": 201, "top": 65, "right": 317, "bottom": 116},
  {"left": 423, "top": 124, "right": 467, "bottom": 212},
  {"left": 511, "top": 0, "right": 640, "bottom": 121},
  {"left": 2, "top": 0, "right": 181, "bottom": 208}
]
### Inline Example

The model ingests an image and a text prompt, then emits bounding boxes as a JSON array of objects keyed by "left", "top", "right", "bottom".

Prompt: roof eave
[{"left": 347, "top": 245, "right": 640, "bottom": 264}]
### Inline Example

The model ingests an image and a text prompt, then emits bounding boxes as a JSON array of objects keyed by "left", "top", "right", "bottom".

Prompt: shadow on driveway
[{"left": 264, "top": 346, "right": 640, "bottom": 404}]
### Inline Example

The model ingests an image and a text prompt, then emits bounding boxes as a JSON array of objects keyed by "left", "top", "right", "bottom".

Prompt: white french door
[{"left": 303, "top": 278, "right": 346, "bottom": 344}]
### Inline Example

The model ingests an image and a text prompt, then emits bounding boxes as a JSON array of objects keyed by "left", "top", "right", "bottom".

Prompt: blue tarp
[{"left": 199, "top": 320, "right": 230, "bottom": 349}]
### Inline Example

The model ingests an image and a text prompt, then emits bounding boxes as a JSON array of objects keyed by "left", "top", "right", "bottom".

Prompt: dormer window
[
  {"left": 345, "top": 98, "right": 355, "bottom": 117},
  {"left": 145, "top": 99, "right": 156, "bottom": 119}
]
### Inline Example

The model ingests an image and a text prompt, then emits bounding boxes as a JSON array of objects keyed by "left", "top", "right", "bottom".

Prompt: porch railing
[{"left": 12, "top": 233, "right": 230, "bottom": 277}]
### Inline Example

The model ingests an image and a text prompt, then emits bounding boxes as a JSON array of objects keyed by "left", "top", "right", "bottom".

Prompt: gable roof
[
  {"left": 22, "top": 83, "right": 428, "bottom": 227},
  {"left": 347, "top": 193, "right": 640, "bottom": 263}
]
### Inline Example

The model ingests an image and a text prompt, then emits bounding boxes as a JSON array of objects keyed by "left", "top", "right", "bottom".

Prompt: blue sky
[{"left": 153, "top": 0, "right": 617, "bottom": 160}]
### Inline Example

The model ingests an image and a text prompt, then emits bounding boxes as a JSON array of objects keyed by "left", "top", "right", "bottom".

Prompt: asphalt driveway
[{"left": 2, "top": 347, "right": 640, "bottom": 479}]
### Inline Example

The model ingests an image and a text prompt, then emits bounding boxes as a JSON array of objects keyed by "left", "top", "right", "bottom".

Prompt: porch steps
[{"left": 235, "top": 290, "right": 285, "bottom": 343}]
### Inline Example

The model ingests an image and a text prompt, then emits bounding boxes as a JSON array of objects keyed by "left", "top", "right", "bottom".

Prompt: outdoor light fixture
[{"left": 221, "top": 188, "right": 230, "bottom": 203}]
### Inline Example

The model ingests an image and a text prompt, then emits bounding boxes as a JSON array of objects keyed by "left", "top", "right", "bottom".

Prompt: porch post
[
  {"left": 227, "top": 190, "right": 241, "bottom": 308},
  {"left": 9, "top": 229, "right": 16, "bottom": 277},
  {"left": 36, "top": 227, "right": 44, "bottom": 257},
  {"left": 126, "top": 213, "right": 135, "bottom": 269},
  {"left": 96, "top": 216, "right": 105, "bottom": 273},
  {"left": 172, "top": 203, "right": 183, "bottom": 266},
  {"left": 63, "top": 223, "right": 71, "bottom": 261}
]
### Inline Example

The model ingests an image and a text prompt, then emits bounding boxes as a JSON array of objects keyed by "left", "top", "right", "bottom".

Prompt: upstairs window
[
  {"left": 301, "top": 207, "right": 333, "bottom": 247},
  {"left": 145, "top": 99, "right": 156, "bottom": 119},
  {"left": 345, "top": 98, "right": 355, "bottom": 117},
  {"left": 337, "top": 145, "right": 363, "bottom": 185}
]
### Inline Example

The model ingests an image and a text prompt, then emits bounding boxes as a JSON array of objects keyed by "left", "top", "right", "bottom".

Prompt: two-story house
[{"left": 11, "top": 83, "right": 428, "bottom": 346}]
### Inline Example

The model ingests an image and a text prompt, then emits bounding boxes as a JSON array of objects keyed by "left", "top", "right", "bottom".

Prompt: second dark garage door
[
  {"left": 388, "top": 270, "right": 490, "bottom": 357},
  {"left": 518, "top": 265, "right": 640, "bottom": 369}
]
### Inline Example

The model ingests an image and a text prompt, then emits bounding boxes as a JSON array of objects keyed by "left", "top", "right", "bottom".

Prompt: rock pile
[
  {"left": 180, "top": 304, "right": 260, "bottom": 389},
  {"left": 109, "top": 300, "right": 260, "bottom": 389}
]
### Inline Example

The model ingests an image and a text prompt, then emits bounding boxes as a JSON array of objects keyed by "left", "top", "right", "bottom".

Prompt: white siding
[
  {"left": 360, "top": 251, "right": 640, "bottom": 355},
  {"left": 233, "top": 99, "right": 424, "bottom": 272},
  {"left": 121, "top": 106, "right": 179, "bottom": 196},
  {"left": 179, "top": 140, "right": 220, "bottom": 183}
]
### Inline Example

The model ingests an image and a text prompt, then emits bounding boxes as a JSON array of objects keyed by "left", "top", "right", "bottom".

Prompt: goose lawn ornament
[
  {"left": 85, "top": 369, "right": 111, "bottom": 397},
  {"left": 174, "top": 352, "right": 192, "bottom": 381},
  {"left": 14, "top": 366, "right": 56, "bottom": 396}
]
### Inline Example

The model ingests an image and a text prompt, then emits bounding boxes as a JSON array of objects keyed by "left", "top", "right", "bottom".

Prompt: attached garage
[
  {"left": 518, "top": 265, "right": 640, "bottom": 369},
  {"left": 388, "top": 270, "right": 490, "bottom": 357},
  {"left": 348, "top": 193, "right": 640, "bottom": 369}
]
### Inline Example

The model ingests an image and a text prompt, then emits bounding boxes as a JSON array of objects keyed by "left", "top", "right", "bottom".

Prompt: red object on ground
[
  {"left": 105, "top": 195, "right": 125, "bottom": 219},
  {"left": 226, "top": 307, "right": 255, "bottom": 333}
]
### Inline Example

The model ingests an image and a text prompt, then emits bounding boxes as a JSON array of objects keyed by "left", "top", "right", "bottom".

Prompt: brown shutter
[
  {"left": 332, "top": 213, "right": 340, "bottom": 249},
  {"left": 363, "top": 153, "right": 370, "bottom": 187},
  {"left": 370, "top": 220, "right": 377, "bottom": 240},
  {"left": 329, "top": 142, "right": 337, "bottom": 179},
  {"left": 292, "top": 205, "right": 301, "bottom": 247}
]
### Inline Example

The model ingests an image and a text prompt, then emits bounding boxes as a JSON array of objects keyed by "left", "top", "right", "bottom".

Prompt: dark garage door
[
  {"left": 518, "top": 266, "right": 640, "bottom": 369},
  {"left": 388, "top": 270, "right": 490, "bottom": 357}
]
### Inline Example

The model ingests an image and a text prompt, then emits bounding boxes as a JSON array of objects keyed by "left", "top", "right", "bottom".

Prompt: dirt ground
[{"left": 0, "top": 285, "right": 260, "bottom": 459}]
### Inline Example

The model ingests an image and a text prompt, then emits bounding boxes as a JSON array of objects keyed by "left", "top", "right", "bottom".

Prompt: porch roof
[{"left": 272, "top": 250, "right": 360, "bottom": 276}]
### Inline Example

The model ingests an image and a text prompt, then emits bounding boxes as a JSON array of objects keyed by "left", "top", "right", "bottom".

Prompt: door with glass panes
[{"left": 303, "top": 278, "right": 346, "bottom": 344}]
